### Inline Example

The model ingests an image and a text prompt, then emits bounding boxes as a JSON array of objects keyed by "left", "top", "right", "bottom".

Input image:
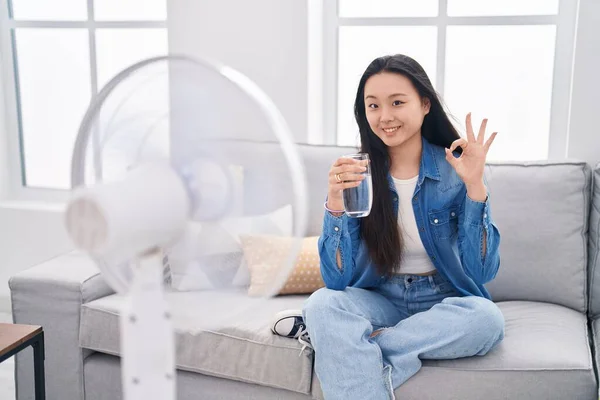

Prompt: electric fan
[{"left": 63, "top": 55, "right": 308, "bottom": 400}]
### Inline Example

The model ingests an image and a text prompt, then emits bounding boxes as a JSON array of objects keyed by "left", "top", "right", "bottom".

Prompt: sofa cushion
[
  {"left": 483, "top": 161, "right": 591, "bottom": 312},
  {"left": 81, "top": 292, "right": 595, "bottom": 399},
  {"left": 80, "top": 290, "right": 313, "bottom": 394},
  {"left": 588, "top": 164, "right": 600, "bottom": 318}
]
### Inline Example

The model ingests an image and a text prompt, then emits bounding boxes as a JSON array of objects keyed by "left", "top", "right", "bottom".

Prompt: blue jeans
[{"left": 303, "top": 272, "right": 505, "bottom": 400}]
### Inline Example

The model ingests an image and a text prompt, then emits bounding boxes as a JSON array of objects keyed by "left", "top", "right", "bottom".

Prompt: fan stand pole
[{"left": 120, "top": 248, "right": 176, "bottom": 400}]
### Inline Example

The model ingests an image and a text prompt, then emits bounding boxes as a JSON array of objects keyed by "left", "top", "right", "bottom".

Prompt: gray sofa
[{"left": 9, "top": 143, "right": 600, "bottom": 400}]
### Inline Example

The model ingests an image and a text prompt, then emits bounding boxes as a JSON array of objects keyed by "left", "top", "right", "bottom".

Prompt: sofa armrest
[{"left": 9, "top": 251, "right": 115, "bottom": 400}]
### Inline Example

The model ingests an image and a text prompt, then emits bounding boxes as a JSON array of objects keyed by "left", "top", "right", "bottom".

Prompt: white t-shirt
[{"left": 392, "top": 175, "right": 437, "bottom": 275}]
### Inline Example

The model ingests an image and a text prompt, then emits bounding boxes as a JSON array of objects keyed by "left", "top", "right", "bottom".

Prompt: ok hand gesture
[{"left": 445, "top": 112, "right": 497, "bottom": 187}]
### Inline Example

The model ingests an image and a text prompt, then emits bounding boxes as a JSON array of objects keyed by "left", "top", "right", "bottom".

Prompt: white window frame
[
  {"left": 309, "top": 0, "right": 579, "bottom": 161},
  {"left": 0, "top": 0, "right": 166, "bottom": 204}
]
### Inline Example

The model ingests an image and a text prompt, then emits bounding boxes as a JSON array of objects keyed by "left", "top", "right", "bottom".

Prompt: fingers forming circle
[{"left": 450, "top": 137, "right": 469, "bottom": 152}]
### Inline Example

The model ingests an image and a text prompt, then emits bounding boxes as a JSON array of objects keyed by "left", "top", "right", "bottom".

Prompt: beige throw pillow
[{"left": 239, "top": 235, "right": 325, "bottom": 296}]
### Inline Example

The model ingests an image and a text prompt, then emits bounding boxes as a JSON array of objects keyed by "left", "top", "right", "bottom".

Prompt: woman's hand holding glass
[{"left": 327, "top": 157, "right": 368, "bottom": 214}]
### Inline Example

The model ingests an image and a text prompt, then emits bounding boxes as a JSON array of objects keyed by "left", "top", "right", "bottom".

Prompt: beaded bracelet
[{"left": 324, "top": 201, "right": 345, "bottom": 214}]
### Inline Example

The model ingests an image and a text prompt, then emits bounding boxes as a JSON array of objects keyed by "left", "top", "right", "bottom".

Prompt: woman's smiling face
[{"left": 364, "top": 72, "right": 430, "bottom": 148}]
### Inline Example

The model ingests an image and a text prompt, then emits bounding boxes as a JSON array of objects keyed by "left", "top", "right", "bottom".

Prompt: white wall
[
  {"left": 567, "top": 0, "right": 600, "bottom": 167},
  {"left": 167, "top": 0, "right": 309, "bottom": 143}
]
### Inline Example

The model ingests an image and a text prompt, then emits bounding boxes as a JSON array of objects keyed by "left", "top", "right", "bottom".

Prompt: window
[
  {"left": 312, "top": 0, "right": 578, "bottom": 162},
  {"left": 2, "top": 0, "right": 168, "bottom": 193}
]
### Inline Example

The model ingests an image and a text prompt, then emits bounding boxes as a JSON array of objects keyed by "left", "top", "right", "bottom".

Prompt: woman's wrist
[
  {"left": 326, "top": 193, "right": 344, "bottom": 208},
  {"left": 466, "top": 181, "right": 488, "bottom": 202},
  {"left": 324, "top": 201, "right": 345, "bottom": 216},
  {"left": 325, "top": 193, "right": 345, "bottom": 216}
]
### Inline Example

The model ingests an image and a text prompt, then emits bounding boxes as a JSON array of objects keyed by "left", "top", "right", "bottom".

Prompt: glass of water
[{"left": 342, "top": 153, "right": 372, "bottom": 218}]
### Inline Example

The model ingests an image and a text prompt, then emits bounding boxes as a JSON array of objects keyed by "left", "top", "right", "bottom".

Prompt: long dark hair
[{"left": 354, "top": 54, "right": 461, "bottom": 277}]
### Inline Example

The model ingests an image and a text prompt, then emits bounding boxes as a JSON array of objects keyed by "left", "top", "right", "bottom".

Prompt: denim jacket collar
[{"left": 387, "top": 135, "right": 442, "bottom": 191}]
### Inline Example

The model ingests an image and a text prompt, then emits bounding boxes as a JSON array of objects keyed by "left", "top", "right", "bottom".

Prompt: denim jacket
[{"left": 318, "top": 136, "right": 500, "bottom": 299}]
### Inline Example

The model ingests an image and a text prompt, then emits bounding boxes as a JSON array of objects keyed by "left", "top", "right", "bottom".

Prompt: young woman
[{"left": 273, "top": 54, "right": 504, "bottom": 399}]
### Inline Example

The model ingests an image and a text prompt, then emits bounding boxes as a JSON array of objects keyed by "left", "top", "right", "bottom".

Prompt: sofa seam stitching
[
  {"left": 590, "top": 169, "right": 600, "bottom": 318},
  {"left": 581, "top": 165, "right": 590, "bottom": 314}
]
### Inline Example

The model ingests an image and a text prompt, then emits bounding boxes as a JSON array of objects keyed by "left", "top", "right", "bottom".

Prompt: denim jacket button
[
  {"left": 434, "top": 219, "right": 439, "bottom": 224},
  {"left": 334, "top": 226, "right": 339, "bottom": 232}
]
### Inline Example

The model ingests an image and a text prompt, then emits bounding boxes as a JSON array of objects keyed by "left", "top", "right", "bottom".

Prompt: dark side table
[{"left": 0, "top": 323, "right": 45, "bottom": 399}]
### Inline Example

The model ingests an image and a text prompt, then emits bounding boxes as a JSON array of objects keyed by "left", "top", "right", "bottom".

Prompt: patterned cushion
[{"left": 240, "top": 235, "right": 324, "bottom": 296}]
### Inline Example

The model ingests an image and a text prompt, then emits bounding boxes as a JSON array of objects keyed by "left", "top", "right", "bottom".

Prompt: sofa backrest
[
  {"left": 208, "top": 141, "right": 592, "bottom": 312},
  {"left": 588, "top": 164, "right": 600, "bottom": 318},
  {"left": 295, "top": 144, "right": 591, "bottom": 312},
  {"left": 482, "top": 161, "right": 591, "bottom": 313}
]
